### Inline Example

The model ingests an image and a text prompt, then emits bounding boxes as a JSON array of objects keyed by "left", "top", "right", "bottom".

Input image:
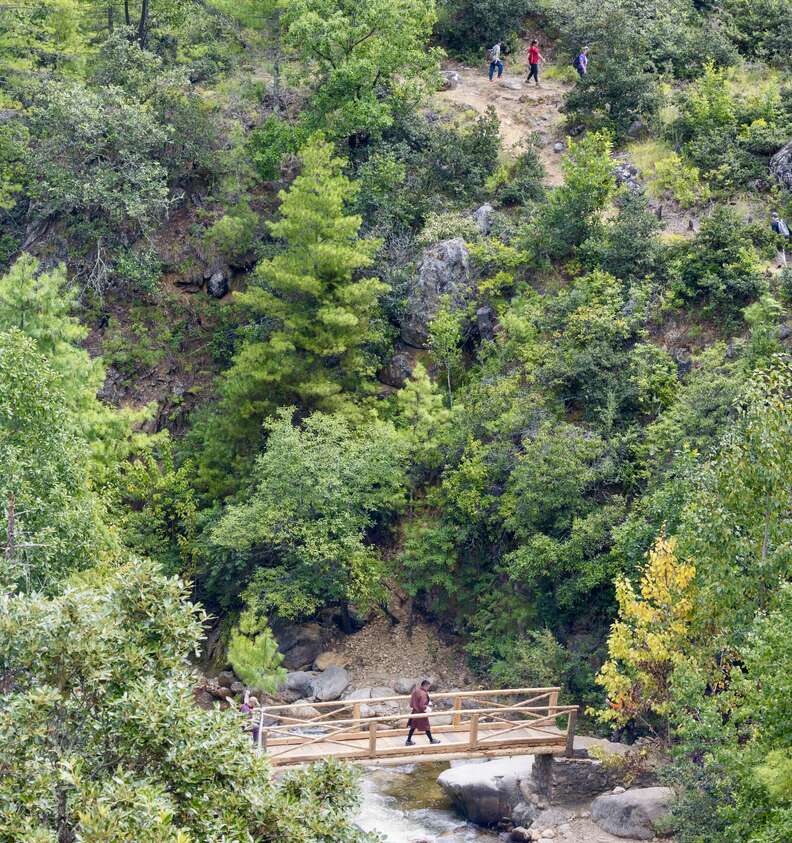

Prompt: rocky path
[{"left": 437, "top": 61, "right": 571, "bottom": 185}]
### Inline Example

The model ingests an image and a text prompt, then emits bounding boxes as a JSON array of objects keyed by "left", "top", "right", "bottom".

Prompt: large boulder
[
  {"left": 438, "top": 757, "right": 535, "bottom": 826},
  {"left": 401, "top": 238, "right": 473, "bottom": 348},
  {"left": 393, "top": 677, "right": 419, "bottom": 695},
  {"left": 591, "top": 787, "right": 675, "bottom": 840},
  {"left": 378, "top": 348, "right": 415, "bottom": 388},
  {"left": 771, "top": 139, "right": 792, "bottom": 190},
  {"left": 282, "top": 701, "right": 321, "bottom": 722},
  {"left": 472, "top": 203, "right": 495, "bottom": 235},
  {"left": 311, "top": 665, "right": 350, "bottom": 701},
  {"left": 313, "top": 651, "right": 347, "bottom": 671},
  {"left": 207, "top": 269, "right": 229, "bottom": 298},
  {"left": 279, "top": 671, "right": 317, "bottom": 701},
  {"left": 277, "top": 623, "right": 325, "bottom": 670}
]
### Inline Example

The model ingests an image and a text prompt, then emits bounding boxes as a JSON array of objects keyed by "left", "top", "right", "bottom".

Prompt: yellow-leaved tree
[{"left": 592, "top": 534, "right": 696, "bottom": 742}]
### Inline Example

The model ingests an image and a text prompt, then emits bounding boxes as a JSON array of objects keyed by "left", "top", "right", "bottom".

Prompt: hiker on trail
[
  {"left": 406, "top": 680, "right": 441, "bottom": 746},
  {"left": 574, "top": 47, "right": 589, "bottom": 79},
  {"left": 772, "top": 211, "right": 790, "bottom": 266},
  {"left": 488, "top": 42, "right": 504, "bottom": 81},
  {"left": 526, "top": 39, "right": 545, "bottom": 87}
]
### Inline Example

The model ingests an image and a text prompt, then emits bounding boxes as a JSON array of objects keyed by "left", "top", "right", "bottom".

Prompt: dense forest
[{"left": 1, "top": 0, "right": 792, "bottom": 839}]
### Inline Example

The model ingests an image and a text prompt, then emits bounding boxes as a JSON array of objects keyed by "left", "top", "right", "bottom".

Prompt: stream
[{"left": 355, "top": 762, "right": 500, "bottom": 842}]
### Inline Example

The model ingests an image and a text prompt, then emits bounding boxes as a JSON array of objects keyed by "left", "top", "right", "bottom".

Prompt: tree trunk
[
  {"left": 124, "top": 0, "right": 130, "bottom": 26},
  {"left": 446, "top": 365, "right": 453, "bottom": 408},
  {"left": 272, "top": 10, "right": 282, "bottom": 112},
  {"left": 137, "top": 0, "right": 149, "bottom": 47},
  {"left": 107, "top": 5, "right": 113, "bottom": 32}
]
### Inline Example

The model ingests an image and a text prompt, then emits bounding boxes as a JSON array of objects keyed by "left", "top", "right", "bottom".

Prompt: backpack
[
  {"left": 780, "top": 219, "right": 791, "bottom": 238},
  {"left": 572, "top": 54, "right": 583, "bottom": 70},
  {"left": 488, "top": 45, "right": 499, "bottom": 62}
]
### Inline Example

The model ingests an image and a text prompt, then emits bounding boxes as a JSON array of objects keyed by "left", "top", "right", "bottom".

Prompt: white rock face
[{"left": 437, "top": 756, "right": 534, "bottom": 826}]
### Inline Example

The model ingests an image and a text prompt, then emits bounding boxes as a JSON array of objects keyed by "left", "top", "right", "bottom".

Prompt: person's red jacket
[{"left": 529, "top": 45, "right": 541, "bottom": 64}]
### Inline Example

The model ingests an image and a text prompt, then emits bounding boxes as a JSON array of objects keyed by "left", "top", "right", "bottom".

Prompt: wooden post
[
  {"left": 368, "top": 721, "right": 377, "bottom": 758},
  {"left": 469, "top": 713, "right": 479, "bottom": 750},
  {"left": 452, "top": 695, "right": 462, "bottom": 727},
  {"left": 548, "top": 689, "right": 559, "bottom": 719},
  {"left": 565, "top": 708, "right": 578, "bottom": 757},
  {"left": 257, "top": 709, "right": 264, "bottom": 754},
  {"left": 353, "top": 702, "right": 361, "bottom": 729}
]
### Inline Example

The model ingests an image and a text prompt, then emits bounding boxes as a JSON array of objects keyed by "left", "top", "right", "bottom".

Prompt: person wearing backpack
[
  {"left": 772, "top": 211, "right": 791, "bottom": 266},
  {"left": 573, "top": 47, "right": 589, "bottom": 79},
  {"left": 488, "top": 42, "right": 504, "bottom": 81},
  {"left": 526, "top": 39, "right": 545, "bottom": 87}
]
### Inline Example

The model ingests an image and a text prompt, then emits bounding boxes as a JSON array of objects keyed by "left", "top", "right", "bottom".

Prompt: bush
[
  {"left": 435, "top": 0, "right": 529, "bottom": 58},
  {"left": 653, "top": 153, "right": 708, "bottom": 208},
  {"left": 565, "top": 56, "right": 662, "bottom": 139},
  {"left": 249, "top": 115, "right": 305, "bottom": 180},
  {"left": 417, "top": 211, "right": 481, "bottom": 246}
]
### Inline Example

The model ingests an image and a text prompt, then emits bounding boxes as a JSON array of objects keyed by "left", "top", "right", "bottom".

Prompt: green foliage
[
  {"left": 204, "top": 203, "right": 258, "bottom": 265},
  {"left": 435, "top": 0, "right": 529, "bottom": 57},
  {"left": 723, "top": 0, "right": 792, "bottom": 64},
  {"left": 667, "top": 205, "right": 766, "bottom": 315},
  {"left": 227, "top": 610, "right": 287, "bottom": 691},
  {"left": 212, "top": 410, "right": 406, "bottom": 619},
  {"left": 0, "top": 558, "right": 374, "bottom": 842},
  {"left": 530, "top": 131, "right": 616, "bottom": 261},
  {"left": 282, "top": 0, "right": 441, "bottom": 138},
  {"left": 428, "top": 295, "right": 464, "bottom": 407},
  {"left": 565, "top": 57, "right": 662, "bottom": 139},
  {"left": 249, "top": 115, "right": 305, "bottom": 180}
]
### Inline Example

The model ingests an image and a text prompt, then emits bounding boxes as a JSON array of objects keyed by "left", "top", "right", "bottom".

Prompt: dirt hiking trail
[{"left": 437, "top": 59, "right": 572, "bottom": 185}]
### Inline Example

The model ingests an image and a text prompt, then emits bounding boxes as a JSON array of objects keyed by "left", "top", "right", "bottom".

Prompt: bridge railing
[{"left": 250, "top": 687, "right": 579, "bottom": 766}]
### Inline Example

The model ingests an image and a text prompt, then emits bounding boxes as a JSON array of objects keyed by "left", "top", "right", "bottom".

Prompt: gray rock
[
  {"left": 216, "top": 670, "right": 236, "bottom": 688},
  {"left": 627, "top": 119, "right": 648, "bottom": 139},
  {"left": 477, "top": 305, "right": 496, "bottom": 342},
  {"left": 207, "top": 269, "right": 229, "bottom": 298},
  {"left": 342, "top": 687, "right": 375, "bottom": 702},
  {"left": 553, "top": 142, "right": 565, "bottom": 153},
  {"left": 401, "top": 239, "right": 472, "bottom": 348},
  {"left": 591, "top": 787, "right": 674, "bottom": 840},
  {"left": 283, "top": 701, "right": 321, "bottom": 722},
  {"left": 512, "top": 802, "right": 538, "bottom": 827},
  {"left": 440, "top": 70, "right": 461, "bottom": 90},
  {"left": 230, "top": 681, "right": 245, "bottom": 695},
  {"left": 311, "top": 665, "right": 350, "bottom": 701},
  {"left": 770, "top": 139, "right": 792, "bottom": 191},
  {"left": 511, "top": 828, "right": 532, "bottom": 842},
  {"left": 378, "top": 349, "right": 415, "bottom": 388},
  {"left": 499, "top": 78, "right": 523, "bottom": 91},
  {"left": 279, "top": 671, "right": 317, "bottom": 700},
  {"left": 393, "top": 677, "right": 419, "bottom": 695},
  {"left": 438, "top": 756, "right": 535, "bottom": 826},
  {"left": 277, "top": 623, "right": 325, "bottom": 669},
  {"left": 472, "top": 203, "right": 495, "bottom": 235},
  {"left": 313, "top": 651, "right": 346, "bottom": 671}
]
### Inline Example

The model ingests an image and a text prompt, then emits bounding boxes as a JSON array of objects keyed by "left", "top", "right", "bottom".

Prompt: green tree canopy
[
  {"left": 212, "top": 410, "right": 406, "bottom": 620},
  {"left": 282, "top": 0, "right": 441, "bottom": 137}
]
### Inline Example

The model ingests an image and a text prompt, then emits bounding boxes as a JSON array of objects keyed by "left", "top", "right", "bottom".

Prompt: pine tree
[
  {"left": 221, "top": 136, "right": 388, "bottom": 441},
  {"left": 227, "top": 610, "right": 287, "bottom": 692}
]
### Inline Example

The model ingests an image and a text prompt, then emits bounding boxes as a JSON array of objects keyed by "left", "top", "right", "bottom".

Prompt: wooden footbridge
[{"left": 251, "top": 687, "right": 578, "bottom": 767}]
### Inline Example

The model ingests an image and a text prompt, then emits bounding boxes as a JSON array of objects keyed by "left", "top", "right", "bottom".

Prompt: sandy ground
[{"left": 437, "top": 60, "right": 571, "bottom": 186}]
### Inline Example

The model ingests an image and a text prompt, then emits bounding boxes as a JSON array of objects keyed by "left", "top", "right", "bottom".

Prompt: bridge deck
[{"left": 253, "top": 687, "right": 579, "bottom": 767}]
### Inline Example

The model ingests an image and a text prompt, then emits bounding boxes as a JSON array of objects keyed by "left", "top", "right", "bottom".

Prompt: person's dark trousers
[
  {"left": 527, "top": 63, "right": 539, "bottom": 84},
  {"left": 577, "top": 68, "right": 586, "bottom": 79},
  {"left": 489, "top": 60, "right": 503, "bottom": 80},
  {"left": 406, "top": 727, "right": 436, "bottom": 743}
]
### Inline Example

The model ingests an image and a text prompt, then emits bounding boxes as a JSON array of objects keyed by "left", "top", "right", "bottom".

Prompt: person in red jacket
[
  {"left": 405, "top": 680, "right": 441, "bottom": 745},
  {"left": 526, "top": 39, "right": 545, "bottom": 87}
]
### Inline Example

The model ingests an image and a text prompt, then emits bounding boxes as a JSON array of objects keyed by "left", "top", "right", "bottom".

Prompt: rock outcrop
[
  {"left": 311, "top": 666, "right": 350, "bottom": 701},
  {"left": 591, "top": 786, "right": 674, "bottom": 840},
  {"left": 438, "top": 756, "right": 535, "bottom": 826},
  {"left": 276, "top": 623, "right": 326, "bottom": 670},
  {"left": 771, "top": 139, "right": 792, "bottom": 190},
  {"left": 401, "top": 238, "right": 473, "bottom": 348}
]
